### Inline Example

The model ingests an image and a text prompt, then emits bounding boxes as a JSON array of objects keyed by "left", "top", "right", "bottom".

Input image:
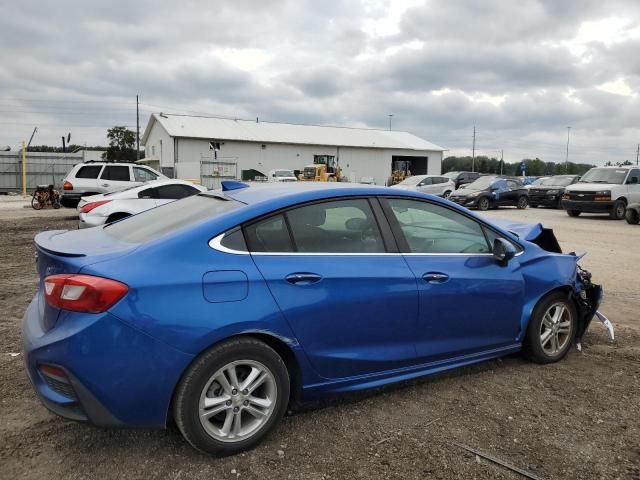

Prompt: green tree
[{"left": 104, "top": 126, "right": 137, "bottom": 161}]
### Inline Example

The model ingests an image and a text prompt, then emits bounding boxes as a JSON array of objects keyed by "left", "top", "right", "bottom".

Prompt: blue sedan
[{"left": 23, "top": 181, "right": 609, "bottom": 456}]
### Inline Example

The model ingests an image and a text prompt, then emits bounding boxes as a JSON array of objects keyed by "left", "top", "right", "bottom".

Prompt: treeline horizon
[{"left": 443, "top": 155, "right": 596, "bottom": 176}]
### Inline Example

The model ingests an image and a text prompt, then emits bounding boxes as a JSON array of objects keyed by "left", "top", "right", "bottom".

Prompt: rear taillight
[
  {"left": 43, "top": 274, "right": 128, "bottom": 313},
  {"left": 63, "top": 181, "right": 73, "bottom": 190},
  {"left": 80, "top": 200, "right": 111, "bottom": 213}
]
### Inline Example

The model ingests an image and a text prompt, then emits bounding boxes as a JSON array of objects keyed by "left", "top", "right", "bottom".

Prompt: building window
[{"left": 151, "top": 145, "right": 155, "bottom": 156}]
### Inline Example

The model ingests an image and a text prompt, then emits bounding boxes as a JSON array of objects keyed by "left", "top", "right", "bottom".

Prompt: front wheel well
[{"left": 106, "top": 212, "right": 131, "bottom": 223}]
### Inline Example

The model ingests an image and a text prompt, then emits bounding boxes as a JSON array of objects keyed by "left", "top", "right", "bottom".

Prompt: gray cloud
[{"left": 1, "top": 0, "right": 640, "bottom": 164}]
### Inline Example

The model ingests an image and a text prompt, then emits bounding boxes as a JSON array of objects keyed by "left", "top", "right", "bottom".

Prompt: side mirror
[{"left": 493, "top": 238, "right": 516, "bottom": 266}]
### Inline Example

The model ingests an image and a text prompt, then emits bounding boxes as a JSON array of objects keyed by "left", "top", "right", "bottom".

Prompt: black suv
[
  {"left": 448, "top": 176, "right": 529, "bottom": 211},
  {"left": 442, "top": 171, "right": 481, "bottom": 189},
  {"left": 528, "top": 175, "right": 580, "bottom": 208}
]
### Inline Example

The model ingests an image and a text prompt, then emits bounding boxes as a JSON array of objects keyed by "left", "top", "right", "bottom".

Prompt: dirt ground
[{"left": 1, "top": 205, "right": 639, "bottom": 480}]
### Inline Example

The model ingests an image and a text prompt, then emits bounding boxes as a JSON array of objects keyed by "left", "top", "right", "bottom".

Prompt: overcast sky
[{"left": 2, "top": 0, "right": 640, "bottom": 164}]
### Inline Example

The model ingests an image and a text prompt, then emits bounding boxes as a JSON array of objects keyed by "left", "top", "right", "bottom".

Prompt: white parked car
[
  {"left": 561, "top": 166, "right": 640, "bottom": 219},
  {"left": 390, "top": 175, "right": 456, "bottom": 197},
  {"left": 77, "top": 179, "right": 206, "bottom": 228},
  {"left": 61, "top": 161, "right": 166, "bottom": 208},
  {"left": 268, "top": 169, "right": 298, "bottom": 182}
]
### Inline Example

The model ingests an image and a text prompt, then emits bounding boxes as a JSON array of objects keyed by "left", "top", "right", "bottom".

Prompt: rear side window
[
  {"left": 286, "top": 199, "right": 385, "bottom": 253},
  {"left": 244, "top": 214, "right": 294, "bottom": 252},
  {"left": 133, "top": 167, "right": 158, "bottom": 182},
  {"left": 105, "top": 195, "right": 242, "bottom": 243},
  {"left": 75, "top": 165, "right": 102, "bottom": 179},
  {"left": 155, "top": 184, "right": 199, "bottom": 199},
  {"left": 101, "top": 166, "right": 131, "bottom": 181},
  {"left": 384, "top": 198, "right": 490, "bottom": 254}
]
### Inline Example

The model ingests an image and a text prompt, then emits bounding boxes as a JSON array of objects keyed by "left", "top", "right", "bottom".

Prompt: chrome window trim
[{"left": 209, "top": 233, "right": 250, "bottom": 255}]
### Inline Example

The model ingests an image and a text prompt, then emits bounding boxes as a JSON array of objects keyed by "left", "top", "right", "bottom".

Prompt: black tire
[
  {"left": 173, "top": 337, "right": 290, "bottom": 456},
  {"left": 523, "top": 292, "right": 577, "bottom": 364},
  {"left": 609, "top": 200, "right": 626, "bottom": 220},
  {"left": 60, "top": 197, "right": 79, "bottom": 208},
  {"left": 567, "top": 210, "right": 581, "bottom": 217},
  {"left": 31, "top": 195, "right": 42, "bottom": 210},
  {"left": 517, "top": 196, "right": 529, "bottom": 209},
  {"left": 626, "top": 207, "right": 640, "bottom": 225},
  {"left": 477, "top": 197, "right": 490, "bottom": 211},
  {"left": 106, "top": 213, "right": 131, "bottom": 224},
  {"left": 443, "top": 190, "right": 452, "bottom": 199}
]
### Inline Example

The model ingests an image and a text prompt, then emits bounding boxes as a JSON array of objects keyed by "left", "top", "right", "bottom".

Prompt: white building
[{"left": 141, "top": 113, "right": 445, "bottom": 187}]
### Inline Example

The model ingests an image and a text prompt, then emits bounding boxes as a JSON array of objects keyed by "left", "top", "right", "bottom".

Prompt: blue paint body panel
[{"left": 22, "top": 182, "right": 583, "bottom": 427}]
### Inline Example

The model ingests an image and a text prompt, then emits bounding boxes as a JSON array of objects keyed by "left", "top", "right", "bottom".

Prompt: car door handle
[
  {"left": 101, "top": 183, "right": 110, "bottom": 187},
  {"left": 422, "top": 272, "right": 450, "bottom": 284},
  {"left": 285, "top": 273, "right": 322, "bottom": 285}
]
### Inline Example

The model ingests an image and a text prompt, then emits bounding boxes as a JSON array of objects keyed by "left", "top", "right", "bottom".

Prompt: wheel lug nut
[
  {"left": 232, "top": 389, "right": 238, "bottom": 395},
  {"left": 226, "top": 400, "right": 232, "bottom": 406},
  {"left": 233, "top": 407, "right": 239, "bottom": 412},
  {"left": 243, "top": 400, "right": 249, "bottom": 406},
  {"left": 242, "top": 389, "right": 248, "bottom": 395}
]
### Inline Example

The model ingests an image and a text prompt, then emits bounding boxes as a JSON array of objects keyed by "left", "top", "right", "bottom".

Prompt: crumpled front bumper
[{"left": 572, "top": 266, "right": 614, "bottom": 348}]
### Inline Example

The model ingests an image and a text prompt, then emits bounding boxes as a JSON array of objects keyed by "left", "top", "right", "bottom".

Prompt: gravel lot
[{"left": 1, "top": 204, "right": 639, "bottom": 480}]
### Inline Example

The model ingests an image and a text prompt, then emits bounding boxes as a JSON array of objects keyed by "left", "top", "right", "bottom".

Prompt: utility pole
[
  {"left": 471, "top": 126, "right": 476, "bottom": 172},
  {"left": 636, "top": 143, "right": 639, "bottom": 166},
  {"left": 27, "top": 127, "right": 37, "bottom": 149},
  {"left": 21, "top": 141, "right": 27, "bottom": 196},
  {"left": 565, "top": 126, "right": 571, "bottom": 167},
  {"left": 500, "top": 149, "right": 504, "bottom": 175},
  {"left": 136, "top": 95, "right": 140, "bottom": 161},
  {"left": 388, "top": 114, "right": 393, "bottom": 131}
]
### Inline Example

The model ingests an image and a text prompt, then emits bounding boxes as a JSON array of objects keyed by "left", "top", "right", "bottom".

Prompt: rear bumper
[
  {"left": 60, "top": 193, "right": 82, "bottom": 208},
  {"left": 22, "top": 296, "right": 194, "bottom": 427},
  {"left": 561, "top": 199, "right": 614, "bottom": 212}
]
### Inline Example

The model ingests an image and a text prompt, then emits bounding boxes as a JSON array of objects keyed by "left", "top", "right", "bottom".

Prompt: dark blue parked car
[{"left": 23, "top": 181, "right": 609, "bottom": 456}]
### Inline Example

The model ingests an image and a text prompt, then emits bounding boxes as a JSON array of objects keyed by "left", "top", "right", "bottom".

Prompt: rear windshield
[
  {"left": 104, "top": 194, "right": 243, "bottom": 243},
  {"left": 540, "top": 176, "right": 575, "bottom": 187}
]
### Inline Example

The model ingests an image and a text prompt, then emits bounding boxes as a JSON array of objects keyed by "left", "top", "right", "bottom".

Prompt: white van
[{"left": 561, "top": 166, "right": 640, "bottom": 219}]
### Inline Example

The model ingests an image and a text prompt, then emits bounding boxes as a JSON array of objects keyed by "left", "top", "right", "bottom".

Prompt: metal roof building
[{"left": 141, "top": 113, "right": 445, "bottom": 187}]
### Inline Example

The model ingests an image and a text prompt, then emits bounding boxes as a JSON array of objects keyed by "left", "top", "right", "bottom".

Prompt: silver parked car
[
  {"left": 61, "top": 161, "right": 166, "bottom": 207},
  {"left": 77, "top": 179, "right": 206, "bottom": 228},
  {"left": 390, "top": 174, "right": 456, "bottom": 198}
]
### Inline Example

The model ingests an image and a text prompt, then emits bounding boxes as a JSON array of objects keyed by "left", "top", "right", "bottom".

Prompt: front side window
[
  {"left": 133, "top": 167, "right": 158, "bottom": 182},
  {"left": 384, "top": 198, "right": 490, "bottom": 254},
  {"left": 101, "top": 165, "right": 131, "bottom": 181},
  {"left": 287, "top": 199, "right": 384, "bottom": 253},
  {"left": 506, "top": 180, "right": 521, "bottom": 190}
]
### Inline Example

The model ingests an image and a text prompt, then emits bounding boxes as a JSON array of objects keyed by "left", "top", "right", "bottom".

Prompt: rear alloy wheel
[
  {"left": 477, "top": 197, "right": 490, "bottom": 211},
  {"left": 567, "top": 210, "right": 581, "bottom": 217},
  {"left": 626, "top": 207, "right": 640, "bottom": 225},
  {"left": 174, "top": 338, "right": 289, "bottom": 456},
  {"left": 517, "top": 196, "right": 529, "bottom": 209},
  {"left": 523, "top": 292, "right": 576, "bottom": 364},
  {"left": 610, "top": 200, "right": 626, "bottom": 220}
]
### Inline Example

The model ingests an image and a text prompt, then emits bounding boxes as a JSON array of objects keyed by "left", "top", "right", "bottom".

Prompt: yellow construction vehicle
[
  {"left": 298, "top": 158, "right": 347, "bottom": 182},
  {"left": 388, "top": 169, "right": 412, "bottom": 186}
]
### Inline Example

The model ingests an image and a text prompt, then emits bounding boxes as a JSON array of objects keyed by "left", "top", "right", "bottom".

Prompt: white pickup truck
[{"left": 561, "top": 166, "right": 640, "bottom": 219}]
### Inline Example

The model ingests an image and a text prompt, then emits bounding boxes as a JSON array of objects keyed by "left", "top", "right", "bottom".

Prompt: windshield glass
[
  {"left": 463, "top": 176, "right": 496, "bottom": 190},
  {"left": 579, "top": 168, "right": 627, "bottom": 184},
  {"left": 398, "top": 176, "right": 426, "bottom": 186},
  {"left": 274, "top": 170, "right": 294, "bottom": 177},
  {"left": 539, "top": 176, "right": 575, "bottom": 187},
  {"left": 104, "top": 194, "right": 243, "bottom": 243},
  {"left": 442, "top": 172, "right": 458, "bottom": 179}
]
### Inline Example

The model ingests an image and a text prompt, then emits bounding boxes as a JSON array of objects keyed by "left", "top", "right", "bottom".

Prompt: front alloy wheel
[
  {"left": 517, "top": 196, "right": 529, "bottom": 209},
  {"left": 523, "top": 292, "right": 576, "bottom": 364},
  {"left": 477, "top": 197, "right": 490, "bottom": 211},
  {"left": 174, "top": 338, "right": 290, "bottom": 456}
]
